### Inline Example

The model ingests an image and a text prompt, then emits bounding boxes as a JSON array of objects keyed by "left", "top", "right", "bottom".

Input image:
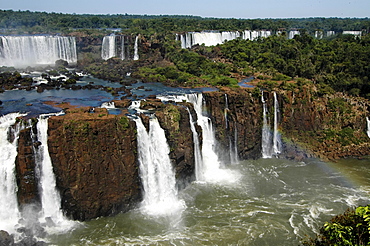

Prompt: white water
[
  {"left": 120, "top": 36, "right": 126, "bottom": 60},
  {"left": 367, "top": 117, "right": 370, "bottom": 138},
  {"left": 35, "top": 113, "right": 76, "bottom": 234},
  {"left": 261, "top": 93, "right": 273, "bottom": 158},
  {"left": 272, "top": 92, "right": 282, "bottom": 155},
  {"left": 224, "top": 93, "right": 229, "bottom": 129},
  {"left": 133, "top": 35, "right": 139, "bottom": 61},
  {"left": 0, "top": 36, "right": 77, "bottom": 68},
  {"left": 134, "top": 117, "right": 185, "bottom": 216},
  {"left": 101, "top": 35, "right": 116, "bottom": 60},
  {"left": 230, "top": 127, "right": 239, "bottom": 164},
  {"left": 0, "top": 113, "right": 26, "bottom": 234},
  {"left": 186, "top": 108, "right": 203, "bottom": 181},
  {"left": 101, "top": 101, "right": 115, "bottom": 109},
  {"left": 186, "top": 93, "right": 239, "bottom": 183},
  {"left": 289, "top": 30, "right": 300, "bottom": 39},
  {"left": 180, "top": 30, "right": 273, "bottom": 48},
  {"left": 343, "top": 31, "right": 362, "bottom": 37}
]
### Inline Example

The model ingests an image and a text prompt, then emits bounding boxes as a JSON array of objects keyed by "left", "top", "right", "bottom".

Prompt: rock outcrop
[
  {"left": 203, "top": 88, "right": 263, "bottom": 160},
  {"left": 47, "top": 108, "right": 141, "bottom": 221},
  {"left": 278, "top": 87, "right": 370, "bottom": 160},
  {"left": 15, "top": 125, "right": 41, "bottom": 207}
]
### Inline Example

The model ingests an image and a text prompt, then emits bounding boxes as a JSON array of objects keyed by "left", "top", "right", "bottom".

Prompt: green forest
[{"left": 1, "top": 9, "right": 370, "bottom": 99}]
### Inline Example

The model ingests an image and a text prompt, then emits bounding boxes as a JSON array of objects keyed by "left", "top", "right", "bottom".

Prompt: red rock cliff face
[
  {"left": 278, "top": 88, "right": 370, "bottom": 160},
  {"left": 203, "top": 88, "right": 263, "bottom": 160},
  {"left": 47, "top": 108, "right": 141, "bottom": 221},
  {"left": 15, "top": 125, "right": 40, "bottom": 207}
]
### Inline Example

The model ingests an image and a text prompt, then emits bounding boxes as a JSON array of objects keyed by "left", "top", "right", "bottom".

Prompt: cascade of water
[
  {"left": 242, "top": 30, "right": 251, "bottom": 40},
  {"left": 186, "top": 108, "right": 203, "bottom": 180},
  {"left": 101, "top": 101, "right": 115, "bottom": 109},
  {"left": 134, "top": 116, "right": 185, "bottom": 216},
  {"left": 229, "top": 127, "right": 239, "bottom": 164},
  {"left": 35, "top": 113, "right": 75, "bottom": 233},
  {"left": 120, "top": 36, "right": 125, "bottom": 60},
  {"left": 224, "top": 93, "right": 229, "bottom": 129},
  {"left": 0, "top": 36, "right": 77, "bottom": 68},
  {"left": 367, "top": 117, "right": 370, "bottom": 138},
  {"left": 0, "top": 113, "right": 26, "bottom": 233},
  {"left": 272, "top": 92, "right": 282, "bottom": 155},
  {"left": 101, "top": 35, "right": 116, "bottom": 60},
  {"left": 289, "top": 30, "right": 300, "bottom": 39},
  {"left": 186, "top": 93, "right": 238, "bottom": 183},
  {"left": 250, "top": 31, "right": 260, "bottom": 40},
  {"left": 133, "top": 36, "right": 139, "bottom": 61},
  {"left": 261, "top": 92, "right": 273, "bottom": 158}
]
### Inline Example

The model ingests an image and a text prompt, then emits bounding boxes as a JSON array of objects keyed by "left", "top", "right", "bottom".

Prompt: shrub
[{"left": 301, "top": 205, "right": 370, "bottom": 245}]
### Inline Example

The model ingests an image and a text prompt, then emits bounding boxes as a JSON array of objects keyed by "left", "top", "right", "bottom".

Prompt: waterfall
[
  {"left": 101, "top": 101, "right": 115, "bottom": 109},
  {"left": 261, "top": 92, "right": 273, "bottom": 158},
  {"left": 230, "top": 127, "right": 239, "bottom": 164},
  {"left": 272, "top": 92, "right": 282, "bottom": 155},
  {"left": 186, "top": 108, "right": 203, "bottom": 181},
  {"left": 0, "top": 113, "right": 26, "bottom": 234},
  {"left": 187, "top": 93, "right": 238, "bottom": 183},
  {"left": 0, "top": 36, "right": 77, "bottom": 68},
  {"left": 289, "top": 30, "right": 300, "bottom": 39},
  {"left": 120, "top": 36, "right": 126, "bottom": 60},
  {"left": 101, "top": 35, "right": 116, "bottom": 60},
  {"left": 367, "top": 117, "right": 370, "bottom": 138},
  {"left": 224, "top": 94, "right": 229, "bottom": 129},
  {"left": 133, "top": 35, "right": 139, "bottom": 61},
  {"left": 35, "top": 113, "right": 75, "bottom": 233},
  {"left": 134, "top": 117, "right": 185, "bottom": 216}
]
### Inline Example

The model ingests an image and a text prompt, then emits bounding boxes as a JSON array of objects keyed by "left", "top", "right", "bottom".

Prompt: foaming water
[
  {"left": 49, "top": 158, "right": 370, "bottom": 245},
  {"left": 134, "top": 117, "right": 186, "bottom": 217},
  {"left": 0, "top": 113, "right": 27, "bottom": 234},
  {"left": 186, "top": 93, "right": 240, "bottom": 184}
]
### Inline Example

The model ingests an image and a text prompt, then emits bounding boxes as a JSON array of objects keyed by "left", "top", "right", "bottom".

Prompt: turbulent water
[{"left": 48, "top": 158, "right": 370, "bottom": 245}]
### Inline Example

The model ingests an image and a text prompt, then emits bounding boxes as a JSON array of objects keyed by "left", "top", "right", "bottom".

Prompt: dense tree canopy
[
  {"left": 220, "top": 33, "right": 370, "bottom": 97},
  {"left": 0, "top": 9, "right": 369, "bottom": 35}
]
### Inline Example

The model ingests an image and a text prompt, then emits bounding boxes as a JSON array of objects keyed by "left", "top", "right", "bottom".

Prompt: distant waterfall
[
  {"left": 0, "top": 36, "right": 77, "bottom": 68},
  {"left": 272, "top": 92, "right": 282, "bottom": 155},
  {"left": 0, "top": 113, "right": 26, "bottom": 234},
  {"left": 101, "top": 35, "right": 137, "bottom": 60},
  {"left": 133, "top": 35, "right": 139, "bottom": 61},
  {"left": 180, "top": 30, "right": 271, "bottom": 48},
  {"left": 35, "top": 113, "right": 76, "bottom": 233},
  {"left": 187, "top": 93, "right": 238, "bottom": 183},
  {"left": 289, "top": 30, "right": 300, "bottom": 39},
  {"left": 101, "top": 35, "right": 116, "bottom": 60},
  {"left": 134, "top": 117, "right": 185, "bottom": 216},
  {"left": 367, "top": 117, "right": 370, "bottom": 138},
  {"left": 261, "top": 92, "right": 273, "bottom": 158}
]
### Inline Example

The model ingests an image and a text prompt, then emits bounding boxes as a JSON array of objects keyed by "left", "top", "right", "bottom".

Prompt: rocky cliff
[
  {"left": 202, "top": 86, "right": 370, "bottom": 161},
  {"left": 278, "top": 87, "right": 370, "bottom": 160},
  {"left": 14, "top": 101, "right": 199, "bottom": 221},
  {"left": 13, "top": 87, "right": 370, "bottom": 221},
  {"left": 203, "top": 88, "right": 263, "bottom": 160},
  {"left": 46, "top": 108, "right": 141, "bottom": 221}
]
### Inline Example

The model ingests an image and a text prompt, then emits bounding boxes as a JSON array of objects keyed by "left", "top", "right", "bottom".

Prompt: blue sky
[{"left": 2, "top": 0, "right": 369, "bottom": 18}]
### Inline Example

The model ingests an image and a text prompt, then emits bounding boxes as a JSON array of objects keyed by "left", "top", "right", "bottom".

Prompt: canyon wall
[{"left": 13, "top": 88, "right": 370, "bottom": 221}]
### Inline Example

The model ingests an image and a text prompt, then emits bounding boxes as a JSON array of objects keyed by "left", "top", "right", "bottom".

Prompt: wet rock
[{"left": 0, "top": 230, "right": 14, "bottom": 246}]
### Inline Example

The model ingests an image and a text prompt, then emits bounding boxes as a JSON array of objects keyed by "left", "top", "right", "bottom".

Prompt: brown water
[{"left": 49, "top": 158, "right": 370, "bottom": 245}]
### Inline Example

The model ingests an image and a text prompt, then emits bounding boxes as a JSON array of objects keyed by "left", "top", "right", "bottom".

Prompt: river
[{"left": 49, "top": 158, "right": 370, "bottom": 245}]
